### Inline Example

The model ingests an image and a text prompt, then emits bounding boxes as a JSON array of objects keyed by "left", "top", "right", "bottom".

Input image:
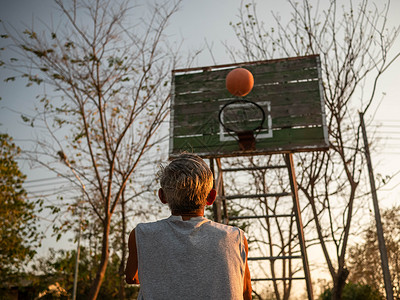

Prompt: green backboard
[{"left": 170, "top": 55, "right": 329, "bottom": 158}]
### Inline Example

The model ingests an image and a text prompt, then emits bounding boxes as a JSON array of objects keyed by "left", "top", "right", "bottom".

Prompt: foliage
[
  {"left": 347, "top": 206, "right": 400, "bottom": 298},
  {"left": 31, "top": 247, "right": 139, "bottom": 299},
  {"left": 0, "top": 133, "right": 42, "bottom": 277},
  {"left": 319, "top": 282, "right": 383, "bottom": 300}
]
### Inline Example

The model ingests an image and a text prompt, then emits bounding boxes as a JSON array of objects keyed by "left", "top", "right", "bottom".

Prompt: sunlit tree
[
  {"left": 347, "top": 206, "right": 400, "bottom": 299},
  {"left": 1, "top": 0, "right": 185, "bottom": 298},
  {"left": 227, "top": 0, "right": 400, "bottom": 299}
]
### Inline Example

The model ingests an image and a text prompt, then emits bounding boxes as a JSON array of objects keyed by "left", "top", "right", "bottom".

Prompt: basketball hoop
[{"left": 218, "top": 99, "right": 265, "bottom": 151}]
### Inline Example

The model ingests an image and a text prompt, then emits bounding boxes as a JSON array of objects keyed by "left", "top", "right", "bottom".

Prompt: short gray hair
[{"left": 159, "top": 153, "right": 214, "bottom": 213}]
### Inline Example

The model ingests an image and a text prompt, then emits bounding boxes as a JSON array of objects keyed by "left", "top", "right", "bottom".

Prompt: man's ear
[
  {"left": 158, "top": 188, "right": 167, "bottom": 204},
  {"left": 206, "top": 189, "right": 217, "bottom": 206}
]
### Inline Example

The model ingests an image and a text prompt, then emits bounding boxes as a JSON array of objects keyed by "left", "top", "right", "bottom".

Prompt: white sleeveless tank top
[{"left": 135, "top": 215, "right": 247, "bottom": 300}]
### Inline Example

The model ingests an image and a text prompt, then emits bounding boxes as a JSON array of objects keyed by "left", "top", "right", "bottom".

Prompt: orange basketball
[{"left": 226, "top": 68, "right": 254, "bottom": 97}]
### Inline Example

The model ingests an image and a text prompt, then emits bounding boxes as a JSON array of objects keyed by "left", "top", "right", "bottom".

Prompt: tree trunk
[
  {"left": 119, "top": 191, "right": 127, "bottom": 300},
  {"left": 331, "top": 268, "right": 349, "bottom": 300},
  {"left": 89, "top": 216, "right": 111, "bottom": 300}
]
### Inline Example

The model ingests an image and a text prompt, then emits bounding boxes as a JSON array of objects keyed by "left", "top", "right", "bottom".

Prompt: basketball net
[{"left": 237, "top": 130, "right": 256, "bottom": 151}]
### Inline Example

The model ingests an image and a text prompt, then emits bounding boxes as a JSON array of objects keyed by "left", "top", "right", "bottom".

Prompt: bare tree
[
  {"left": 2, "top": 0, "right": 183, "bottom": 298},
  {"left": 249, "top": 156, "right": 305, "bottom": 300},
  {"left": 217, "top": 155, "right": 306, "bottom": 300},
  {"left": 227, "top": 0, "right": 400, "bottom": 299}
]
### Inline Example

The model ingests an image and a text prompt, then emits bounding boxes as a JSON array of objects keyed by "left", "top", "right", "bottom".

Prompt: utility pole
[
  {"left": 359, "top": 112, "right": 393, "bottom": 300},
  {"left": 58, "top": 151, "right": 85, "bottom": 300},
  {"left": 72, "top": 202, "right": 83, "bottom": 300}
]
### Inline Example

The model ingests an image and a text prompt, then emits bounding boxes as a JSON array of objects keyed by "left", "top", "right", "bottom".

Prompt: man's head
[{"left": 158, "top": 153, "right": 215, "bottom": 213}]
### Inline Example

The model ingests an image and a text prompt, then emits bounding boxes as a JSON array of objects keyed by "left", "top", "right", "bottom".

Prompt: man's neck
[{"left": 172, "top": 208, "right": 205, "bottom": 221}]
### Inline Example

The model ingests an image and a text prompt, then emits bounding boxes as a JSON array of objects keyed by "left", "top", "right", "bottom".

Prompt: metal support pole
[
  {"left": 359, "top": 112, "right": 393, "bottom": 300},
  {"left": 210, "top": 158, "right": 222, "bottom": 223},
  {"left": 216, "top": 158, "right": 228, "bottom": 224},
  {"left": 285, "top": 153, "right": 313, "bottom": 300},
  {"left": 72, "top": 202, "right": 83, "bottom": 300}
]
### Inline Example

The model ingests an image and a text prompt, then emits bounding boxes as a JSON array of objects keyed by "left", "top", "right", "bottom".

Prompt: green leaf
[{"left": 4, "top": 76, "right": 15, "bottom": 82}]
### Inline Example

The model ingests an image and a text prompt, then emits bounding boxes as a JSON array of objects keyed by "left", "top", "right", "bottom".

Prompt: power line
[
  {"left": 25, "top": 175, "right": 73, "bottom": 184},
  {"left": 378, "top": 151, "right": 400, "bottom": 154},
  {"left": 374, "top": 138, "right": 400, "bottom": 142},
  {"left": 375, "top": 120, "right": 400, "bottom": 123},
  {"left": 27, "top": 185, "right": 75, "bottom": 194},
  {"left": 374, "top": 131, "right": 400, "bottom": 135},
  {"left": 26, "top": 188, "right": 78, "bottom": 200},
  {"left": 378, "top": 145, "right": 400, "bottom": 148},
  {"left": 370, "top": 125, "right": 400, "bottom": 129},
  {"left": 25, "top": 180, "right": 72, "bottom": 189}
]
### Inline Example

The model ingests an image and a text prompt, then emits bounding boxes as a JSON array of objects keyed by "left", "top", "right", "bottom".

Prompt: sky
[
  {"left": 1, "top": 0, "right": 400, "bottom": 292},
  {"left": 1, "top": 0, "right": 399, "bottom": 201}
]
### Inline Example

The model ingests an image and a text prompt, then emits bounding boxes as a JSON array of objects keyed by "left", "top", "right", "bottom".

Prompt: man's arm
[
  {"left": 243, "top": 236, "right": 252, "bottom": 300},
  {"left": 125, "top": 229, "right": 139, "bottom": 284}
]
